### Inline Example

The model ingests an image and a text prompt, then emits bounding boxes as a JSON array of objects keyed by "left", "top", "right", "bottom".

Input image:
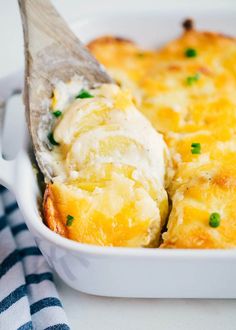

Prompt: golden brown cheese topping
[{"left": 88, "top": 30, "right": 236, "bottom": 248}]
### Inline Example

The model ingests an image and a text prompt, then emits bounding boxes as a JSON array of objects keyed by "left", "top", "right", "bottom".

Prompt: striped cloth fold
[{"left": 0, "top": 186, "right": 70, "bottom": 330}]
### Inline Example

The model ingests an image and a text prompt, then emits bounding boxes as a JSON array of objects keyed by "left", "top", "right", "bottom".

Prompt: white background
[{"left": 1, "top": 0, "right": 236, "bottom": 329}]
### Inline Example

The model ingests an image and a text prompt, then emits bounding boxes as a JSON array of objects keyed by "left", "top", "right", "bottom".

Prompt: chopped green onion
[
  {"left": 191, "top": 142, "right": 201, "bottom": 148},
  {"left": 186, "top": 73, "right": 200, "bottom": 86},
  {"left": 53, "top": 110, "right": 62, "bottom": 118},
  {"left": 75, "top": 89, "right": 94, "bottom": 99},
  {"left": 48, "top": 132, "right": 60, "bottom": 146},
  {"left": 209, "top": 212, "right": 221, "bottom": 228},
  {"left": 191, "top": 142, "right": 201, "bottom": 154},
  {"left": 185, "top": 48, "right": 197, "bottom": 58},
  {"left": 66, "top": 215, "right": 74, "bottom": 226}
]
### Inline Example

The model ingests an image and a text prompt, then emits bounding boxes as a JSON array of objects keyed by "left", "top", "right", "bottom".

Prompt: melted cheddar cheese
[{"left": 88, "top": 30, "right": 236, "bottom": 248}]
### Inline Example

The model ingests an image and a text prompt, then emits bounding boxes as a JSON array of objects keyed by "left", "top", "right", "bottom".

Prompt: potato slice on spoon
[{"left": 18, "top": 0, "right": 169, "bottom": 247}]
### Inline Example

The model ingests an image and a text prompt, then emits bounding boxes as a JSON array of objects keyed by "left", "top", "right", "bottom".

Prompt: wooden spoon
[{"left": 18, "top": 0, "right": 112, "bottom": 181}]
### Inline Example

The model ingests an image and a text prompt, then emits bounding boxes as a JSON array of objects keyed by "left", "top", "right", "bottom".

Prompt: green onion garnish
[
  {"left": 53, "top": 110, "right": 62, "bottom": 118},
  {"left": 209, "top": 212, "right": 221, "bottom": 228},
  {"left": 185, "top": 48, "right": 197, "bottom": 58},
  {"left": 75, "top": 89, "right": 94, "bottom": 99},
  {"left": 186, "top": 73, "right": 200, "bottom": 86},
  {"left": 48, "top": 133, "right": 60, "bottom": 146},
  {"left": 66, "top": 215, "right": 74, "bottom": 226},
  {"left": 191, "top": 142, "right": 201, "bottom": 154}
]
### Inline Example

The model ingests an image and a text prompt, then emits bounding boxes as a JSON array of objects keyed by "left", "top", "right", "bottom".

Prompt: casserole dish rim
[{"left": 2, "top": 9, "right": 236, "bottom": 259}]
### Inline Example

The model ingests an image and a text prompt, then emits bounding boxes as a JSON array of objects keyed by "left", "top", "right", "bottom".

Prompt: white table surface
[{"left": 1, "top": 0, "right": 236, "bottom": 329}]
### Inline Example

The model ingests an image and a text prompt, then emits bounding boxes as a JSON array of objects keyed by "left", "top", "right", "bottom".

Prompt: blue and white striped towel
[{"left": 0, "top": 186, "right": 70, "bottom": 330}]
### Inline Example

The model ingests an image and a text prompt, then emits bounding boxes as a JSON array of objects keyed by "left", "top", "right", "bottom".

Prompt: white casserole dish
[{"left": 1, "top": 9, "right": 236, "bottom": 298}]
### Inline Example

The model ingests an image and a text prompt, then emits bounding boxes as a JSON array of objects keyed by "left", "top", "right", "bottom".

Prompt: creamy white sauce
[
  {"left": 50, "top": 81, "right": 167, "bottom": 189},
  {"left": 52, "top": 77, "right": 87, "bottom": 111}
]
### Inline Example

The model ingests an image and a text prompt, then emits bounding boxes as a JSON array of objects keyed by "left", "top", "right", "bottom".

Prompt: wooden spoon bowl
[{"left": 18, "top": 0, "right": 112, "bottom": 181}]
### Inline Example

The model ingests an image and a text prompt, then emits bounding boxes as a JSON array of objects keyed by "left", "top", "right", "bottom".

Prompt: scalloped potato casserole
[{"left": 43, "top": 21, "right": 236, "bottom": 248}]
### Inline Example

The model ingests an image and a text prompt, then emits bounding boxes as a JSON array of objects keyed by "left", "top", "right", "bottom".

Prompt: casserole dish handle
[{"left": 0, "top": 97, "right": 21, "bottom": 192}]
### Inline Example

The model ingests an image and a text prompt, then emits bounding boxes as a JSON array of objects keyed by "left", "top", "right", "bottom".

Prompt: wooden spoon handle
[
  {"left": 18, "top": 0, "right": 112, "bottom": 85},
  {"left": 18, "top": 0, "right": 79, "bottom": 55}
]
